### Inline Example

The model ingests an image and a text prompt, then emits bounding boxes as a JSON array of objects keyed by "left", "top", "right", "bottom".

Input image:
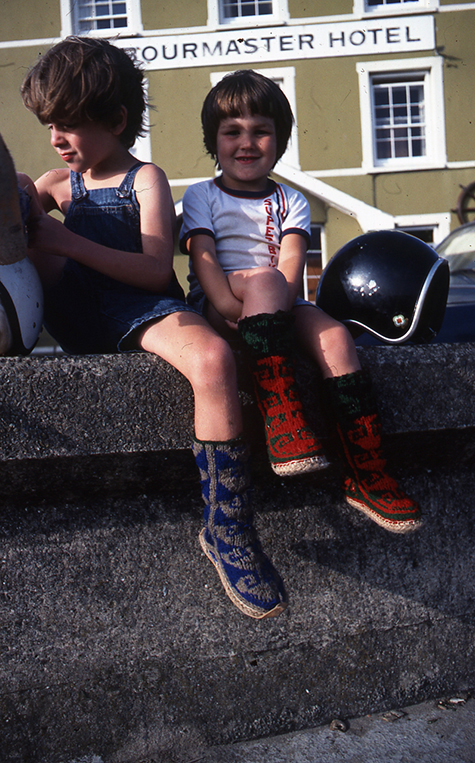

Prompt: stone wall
[{"left": 1, "top": 344, "right": 474, "bottom": 763}]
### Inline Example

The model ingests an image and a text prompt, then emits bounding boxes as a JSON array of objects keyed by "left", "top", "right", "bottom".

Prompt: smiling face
[{"left": 215, "top": 112, "right": 277, "bottom": 192}]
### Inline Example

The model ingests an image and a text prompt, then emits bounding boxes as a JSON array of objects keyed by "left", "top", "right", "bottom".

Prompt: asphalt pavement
[{"left": 197, "top": 692, "right": 475, "bottom": 763}]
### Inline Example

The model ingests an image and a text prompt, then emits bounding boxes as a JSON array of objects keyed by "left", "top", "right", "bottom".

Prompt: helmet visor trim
[{"left": 343, "top": 257, "right": 449, "bottom": 345}]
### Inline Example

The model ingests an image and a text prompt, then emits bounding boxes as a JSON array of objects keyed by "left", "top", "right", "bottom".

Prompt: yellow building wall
[
  {"left": 289, "top": 0, "right": 352, "bottom": 17},
  {"left": 292, "top": 57, "right": 363, "bottom": 173},
  {"left": 0, "top": 45, "right": 56, "bottom": 182},
  {"left": 0, "top": 0, "right": 60, "bottom": 40},
  {"left": 436, "top": 10, "right": 475, "bottom": 164},
  {"left": 325, "top": 208, "right": 362, "bottom": 262},
  {"left": 141, "top": 0, "right": 207, "bottom": 30},
  {"left": 147, "top": 67, "right": 215, "bottom": 181}
]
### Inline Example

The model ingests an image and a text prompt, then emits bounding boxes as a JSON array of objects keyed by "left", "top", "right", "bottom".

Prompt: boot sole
[
  {"left": 199, "top": 529, "right": 288, "bottom": 619},
  {"left": 272, "top": 454, "right": 330, "bottom": 477},
  {"left": 346, "top": 496, "right": 423, "bottom": 534}
]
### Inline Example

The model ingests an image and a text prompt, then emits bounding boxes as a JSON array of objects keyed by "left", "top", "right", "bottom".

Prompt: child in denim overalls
[{"left": 19, "top": 36, "right": 287, "bottom": 620}]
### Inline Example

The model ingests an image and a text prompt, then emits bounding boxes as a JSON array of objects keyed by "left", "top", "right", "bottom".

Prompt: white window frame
[
  {"left": 207, "top": 0, "right": 289, "bottom": 27},
  {"left": 60, "top": 0, "right": 143, "bottom": 38},
  {"left": 210, "top": 67, "right": 300, "bottom": 169},
  {"left": 357, "top": 57, "right": 446, "bottom": 173},
  {"left": 302, "top": 223, "right": 324, "bottom": 302},
  {"left": 353, "top": 0, "right": 438, "bottom": 15},
  {"left": 395, "top": 212, "right": 451, "bottom": 246}
]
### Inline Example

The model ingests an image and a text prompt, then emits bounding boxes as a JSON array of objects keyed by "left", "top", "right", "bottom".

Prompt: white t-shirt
[{"left": 180, "top": 176, "right": 311, "bottom": 298}]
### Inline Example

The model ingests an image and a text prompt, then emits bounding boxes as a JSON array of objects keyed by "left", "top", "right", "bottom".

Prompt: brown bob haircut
[
  {"left": 21, "top": 36, "right": 147, "bottom": 149},
  {"left": 201, "top": 69, "right": 294, "bottom": 165}
]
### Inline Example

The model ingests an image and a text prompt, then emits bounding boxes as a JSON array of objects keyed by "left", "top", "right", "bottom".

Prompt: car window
[{"left": 436, "top": 223, "right": 475, "bottom": 272}]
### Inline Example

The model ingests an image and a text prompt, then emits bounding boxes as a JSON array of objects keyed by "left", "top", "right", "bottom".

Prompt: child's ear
[{"left": 111, "top": 106, "right": 128, "bottom": 136}]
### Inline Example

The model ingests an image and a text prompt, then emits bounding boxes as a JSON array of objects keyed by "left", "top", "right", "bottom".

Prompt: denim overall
[{"left": 44, "top": 162, "right": 193, "bottom": 353}]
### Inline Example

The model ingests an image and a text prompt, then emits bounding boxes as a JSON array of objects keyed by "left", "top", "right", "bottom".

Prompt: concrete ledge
[
  {"left": 1, "top": 344, "right": 475, "bottom": 762},
  {"left": 1, "top": 341, "right": 475, "bottom": 455}
]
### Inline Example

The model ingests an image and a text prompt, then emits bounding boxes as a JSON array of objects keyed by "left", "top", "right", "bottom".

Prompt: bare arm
[
  {"left": 16, "top": 173, "right": 44, "bottom": 217},
  {"left": 188, "top": 233, "right": 243, "bottom": 323},
  {"left": 31, "top": 164, "right": 176, "bottom": 293},
  {"left": 277, "top": 233, "right": 307, "bottom": 309}
]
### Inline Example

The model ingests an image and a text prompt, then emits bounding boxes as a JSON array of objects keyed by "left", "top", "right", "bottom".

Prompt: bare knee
[
  {"left": 321, "top": 319, "right": 354, "bottom": 351},
  {"left": 320, "top": 320, "right": 361, "bottom": 377},
  {"left": 188, "top": 334, "right": 237, "bottom": 394},
  {"left": 231, "top": 267, "right": 288, "bottom": 315},
  {"left": 246, "top": 266, "right": 286, "bottom": 292}
]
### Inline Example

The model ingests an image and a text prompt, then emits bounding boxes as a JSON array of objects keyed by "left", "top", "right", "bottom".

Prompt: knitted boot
[
  {"left": 238, "top": 311, "right": 328, "bottom": 477},
  {"left": 193, "top": 436, "right": 287, "bottom": 619},
  {"left": 324, "top": 370, "right": 422, "bottom": 534}
]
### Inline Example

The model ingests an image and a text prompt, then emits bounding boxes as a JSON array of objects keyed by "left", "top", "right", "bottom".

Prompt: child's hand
[
  {"left": 205, "top": 302, "right": 241, "bottom": 336},
  {"left": 218, "top": 292, "right": 244, "bottom": 325},
  {"left": 27, "top": 213, "right": 71, "bottom": 256}
]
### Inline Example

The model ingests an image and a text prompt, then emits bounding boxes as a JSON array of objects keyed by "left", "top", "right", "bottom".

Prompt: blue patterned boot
[{"left": 192, "top": 437, "right": 287, "bottom": 619}]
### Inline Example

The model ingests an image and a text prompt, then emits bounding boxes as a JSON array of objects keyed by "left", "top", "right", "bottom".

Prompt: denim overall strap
[
  {"left": 116, "top": 162, "right": 145, "bottom": 199},
  {"left": 70, "top": 171, "right": 87, "bottom": 201}
]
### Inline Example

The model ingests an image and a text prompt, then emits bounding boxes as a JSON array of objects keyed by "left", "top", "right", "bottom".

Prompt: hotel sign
[{"left": 115, "top": 15, "right": 435, "bottom": 71}]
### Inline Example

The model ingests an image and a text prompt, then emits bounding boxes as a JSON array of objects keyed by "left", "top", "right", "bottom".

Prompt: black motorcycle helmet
[{"left": 316, "top": 230, "right": 449, "bottom": 344}]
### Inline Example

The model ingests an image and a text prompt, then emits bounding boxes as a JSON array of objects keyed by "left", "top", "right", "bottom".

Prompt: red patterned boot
[
  {"left": 238, "top": 311, "right": 329, "bottom": 477},
  {"left": 324, "top": 370, "right": 422, "bottom": 534}
]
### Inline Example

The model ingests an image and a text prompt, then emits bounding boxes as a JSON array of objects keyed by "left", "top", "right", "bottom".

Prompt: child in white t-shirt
[{"left": 181, "top": 69, "right": 421, "bottom": 537}]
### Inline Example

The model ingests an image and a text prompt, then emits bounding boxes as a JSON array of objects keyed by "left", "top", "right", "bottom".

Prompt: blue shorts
[{"left": 45, "top": 259, "right": 198, "bottom": 354}]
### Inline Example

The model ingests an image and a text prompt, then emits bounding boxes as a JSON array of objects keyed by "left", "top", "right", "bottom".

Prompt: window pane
[
  {"left": 376, "top": 135, "right": 392, "bottom": 159},
  {"left": 393, "top": 106, "right": 408, "bottom": 124},
  {"left": 221, "top": 0, "right": 273, "bottom": 20},
  {"left": 392, "top": 87, "right": 407, "bottom": 105},
  {"left": 398, "top": 227, "right": 435, "bottom": 244},
  {"left": 372, "top": 75, "right": 426, "bottom": 161},
  {"left": 222, "top": 0, "right": 238, "bottom": 17},
  {"left": 374, "top": 89, "right": 389, "bottom": 107},
  {"left": 367, "top": 0, "right": 419, "bottom": 6},
  {"left": 242, "top": 3, "right": 256, "bottom": 16},
  {"left": 74, "top": 0, "right": 128, "bottom": 32}
]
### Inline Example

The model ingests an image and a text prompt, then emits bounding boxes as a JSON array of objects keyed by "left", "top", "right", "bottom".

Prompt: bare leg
[
  {"left": 228, "top": 267, "right": 289, "bottom": 318},
  {"left": 204, "top": 267, "right": 290, "bottom": 336},
  {"left": 293, "top": 303, "right": 361, "bottom": 378},
  {"left": 293, "top": 304, "right": 420, "bottom": 533},
  {"left": 138, "top": 310, "right": 243, "bottom": 441},
  {"left": 139, "top": 310, "right": 287, "bottom": 618}
]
